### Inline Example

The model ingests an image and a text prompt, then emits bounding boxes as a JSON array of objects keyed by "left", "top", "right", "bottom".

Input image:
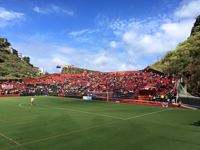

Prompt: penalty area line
[
  {"left": 2, "top": 108, "right": 172, "bottom": 150},
  {"left": 1, "top": 120, "right": 116, "bottom": 150}
]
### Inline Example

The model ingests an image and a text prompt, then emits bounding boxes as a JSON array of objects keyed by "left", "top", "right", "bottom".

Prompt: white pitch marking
[
  {"left": 18, "top": 103, "right": 124, "bottom": 120},
  {"left": 1, "top": 121, "right": 116, "bottom": 150},
  {"left": 0, "top": 132, "right": 21, "bottom": 146},
  {"left": 2, "top": 107, "right": 171, "bottom": 150},
  {"left": 124, "top": 109, "right": 171, "bottom": 120},
  {"left": 53, "top": 107, "right": 124, "bottom": 120},
  {"left": 0, "top": 119, "right": 7, "bottom": 123}
]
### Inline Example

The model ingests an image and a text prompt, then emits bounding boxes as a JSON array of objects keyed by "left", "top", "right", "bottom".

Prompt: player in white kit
[{"left": 30, "top": 97, "right": 35, "bottom": 105}]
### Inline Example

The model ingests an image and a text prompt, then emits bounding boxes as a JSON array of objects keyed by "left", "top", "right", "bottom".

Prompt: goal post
[{"left": 87, "top": 91, "right": 114, "bottom": 102}]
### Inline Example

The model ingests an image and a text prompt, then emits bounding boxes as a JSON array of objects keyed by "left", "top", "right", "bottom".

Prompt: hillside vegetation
[
  {"left": 61, "top": 66, "right": 97, "bottom": 74},
  {"left": 0, "top": 39, "right": 40, "bottom": 79},
  {"left": 152, "top": 15, "right": 200, "bottom": 96}
]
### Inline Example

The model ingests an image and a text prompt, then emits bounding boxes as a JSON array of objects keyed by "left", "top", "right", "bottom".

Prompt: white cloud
[
  {"left": 174, "top": 0, "right": 200, "bottom": 19},
  {"left": 10, "top": 0, "right": 200, "bottom": 73},
  {"left": 33, "top": 5, "right": 74, "bottom": 16},
  {"left": 109, "top": 41, "right": 117, "bottom": 49},
  {"left": 33, "top": 6, "right": 49, "bottom": 14},
  {"left": 161, "top": 19, "right": 194, "bottom": 41},
  {"left": 0, "top": 7, "right": 24, "bottom": 27},
  {"left": 68, "top": 29, "right": 101, "bottom": 44},
  {"left": 81, "top": 51, "right": 139, "bottom": 72},
  {"left": 12, "top": 35, "right": 138, "bottom": 73},
  {"left": 107, "top": 0, "right": 198, "bottom": 57},
  {"left": 51, "top": 5, "right": 74, "bottom": 16},
  {"left": 68, "top": 29, "right": 99, "bottom": 36},
  {"left": 57, "top": 46, "right": 75, "bottom": 54},
  {"left": 119, "top": 18, "right": 194, "bottom": 55}
]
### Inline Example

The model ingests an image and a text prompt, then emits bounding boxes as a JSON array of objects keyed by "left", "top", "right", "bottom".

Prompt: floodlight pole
[
  {"left": 175, "top": 80, "right": 179, "bottom": 104},
  {"left": 107, "top": 91, "right": 109, "bottom": 102},
  {"left": 106, "top": 81, "right": 109, "bottom": 102}
]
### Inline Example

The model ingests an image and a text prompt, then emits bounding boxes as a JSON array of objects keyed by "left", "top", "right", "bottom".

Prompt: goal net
[
  {"left": 87, "top": 91, "right": 114, "bottom": 102},
  {"left": 176, "top": 80, "right": 200, "bottom": 108}
]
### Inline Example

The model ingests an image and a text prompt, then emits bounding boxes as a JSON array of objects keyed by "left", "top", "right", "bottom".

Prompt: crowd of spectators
[{"left": 0, "top": 70, "right": 176, "bottom": 101}]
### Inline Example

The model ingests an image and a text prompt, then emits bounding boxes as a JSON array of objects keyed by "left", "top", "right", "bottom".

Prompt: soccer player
[
  {"left": 162, "top": 102, "right": 168, "bottom": 108},
  {"left": 30, "top": 97, "right": 34, "bottom": 105}
]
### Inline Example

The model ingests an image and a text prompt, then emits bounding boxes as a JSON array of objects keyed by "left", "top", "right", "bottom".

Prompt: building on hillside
[
  {"left": 0, "top": 38, "right": 11, "bottom": 48},
  {"left": 10, "top": 48, "right": 18, "bottom": 56},
  {"left": 0, "top": 38, "right": 20, "bottom": 57},
  {"left": 0, "top": 38, "right": 8, "bottom": 44}
]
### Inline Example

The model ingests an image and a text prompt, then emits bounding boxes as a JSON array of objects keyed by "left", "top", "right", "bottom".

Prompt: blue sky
[{"left": 0, "top": 0, "right": 200, "bottom": 73}]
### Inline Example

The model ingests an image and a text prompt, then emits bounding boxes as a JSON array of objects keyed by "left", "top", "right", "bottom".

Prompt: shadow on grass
[{"left": 191, "top": 121, "right": 200, "bottom": 127}]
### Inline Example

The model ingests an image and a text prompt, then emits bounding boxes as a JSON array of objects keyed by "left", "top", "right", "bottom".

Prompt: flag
[{"left": 56, "top": 65, "right": 61, "bottom": 68}]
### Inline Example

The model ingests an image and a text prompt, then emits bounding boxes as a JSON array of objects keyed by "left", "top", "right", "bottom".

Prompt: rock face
[
  {"left": 0, "top": 38, "right": 10, "bottom": 48},
  {"left": 152, "top": 15, "right": 200, "bottom": 96},
  {"left": 191, "top": 15, "right": 200, "bottom": 35}
]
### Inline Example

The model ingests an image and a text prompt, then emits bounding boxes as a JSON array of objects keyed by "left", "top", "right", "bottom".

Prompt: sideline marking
[
  {"left": 0, "top": 132, "right": 21, "bottom": 146},
  {"left": 2, "top": 108, "right": 170, "bottom": 150}
]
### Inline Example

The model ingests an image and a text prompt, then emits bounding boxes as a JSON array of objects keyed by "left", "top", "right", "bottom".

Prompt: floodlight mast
[
  {"left": 106, "top": 81, "right": 108, "bottom": 102},
  {"left": 176, "top": 80, "right": 179, "bottom": 104},
  {"left": 107, "top": 91, "right": 109, "bottom": 102}
]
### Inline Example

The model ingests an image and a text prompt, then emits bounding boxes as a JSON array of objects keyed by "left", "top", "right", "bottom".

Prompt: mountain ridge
[
  {"left": 152, "top": 15, "right": 200, "bottom": 96},
  {"left": 0, "top": 38, "right": 40, "bottom": 79}
]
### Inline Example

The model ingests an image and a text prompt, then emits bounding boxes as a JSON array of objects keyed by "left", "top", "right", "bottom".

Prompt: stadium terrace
[{"left": 0, "top": 69, "right": 177, "bottom": 105}]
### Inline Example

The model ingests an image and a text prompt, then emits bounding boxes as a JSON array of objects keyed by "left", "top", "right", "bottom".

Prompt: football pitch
[{"left": 0, "top": 96, "right": 199, "bottom": 150}]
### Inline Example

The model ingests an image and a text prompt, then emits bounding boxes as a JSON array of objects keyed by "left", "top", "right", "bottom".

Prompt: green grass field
[{"left": 0, "top": 96, "right": 199, "bottom": 150}]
